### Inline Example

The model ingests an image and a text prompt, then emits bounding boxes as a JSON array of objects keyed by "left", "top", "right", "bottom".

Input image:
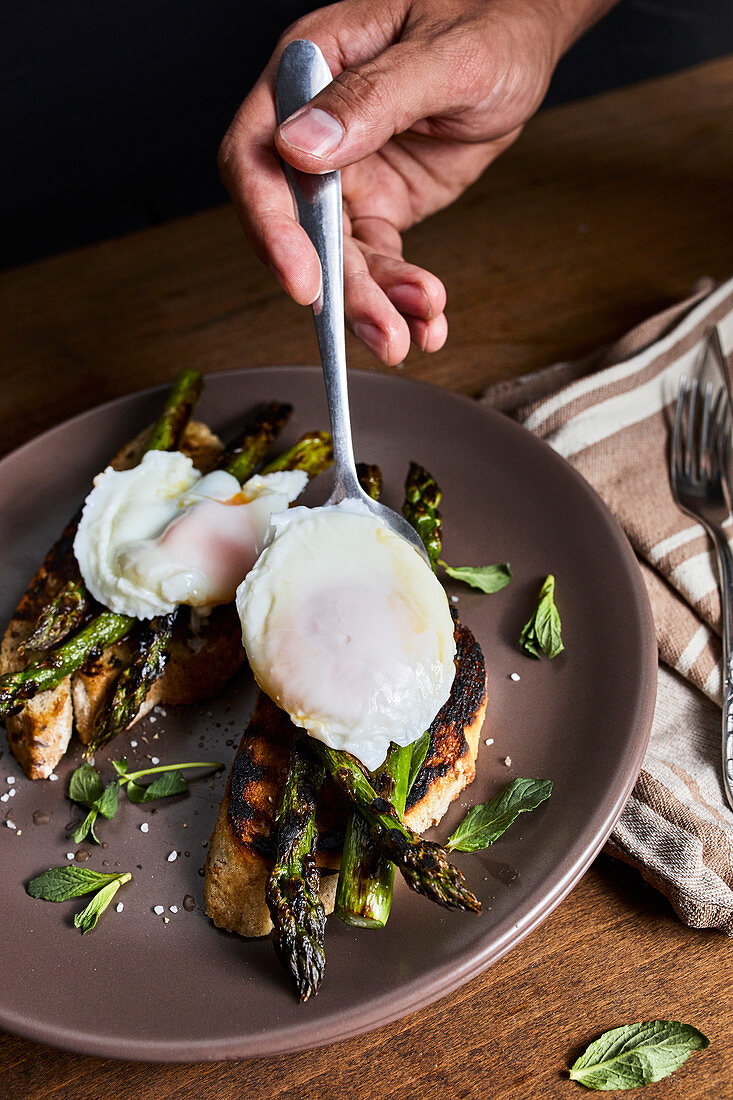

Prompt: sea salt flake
[
  {"left": 66, "top": 852, "right": 74, "bottom": 860},
  {"left": 504, "top": 756, "right": 512, "bottom": 767},
  {"left": 0, "top": 794, "right": 8, "bottom": 803},
  {"left": 149, "top": 716, "right": 156, "bottom": 724},
  {"left": 16, "top": 830, "right": 21, "bottom": 836},
  {"left": 116, "top": 902, "right": 124, "bottom": 913},
  {"left": 9, "top": 789, "right": 16, "bottom": 797},
  {"left": 153, "top": 905, "right": 164, "bottom": 915},
  {"left": 48, "top": 774, "right": 59, "bottom": 782},
  {"left": 6, "top": 777, "right": 15, "bottom": 785},
  {"left": 485, "top": 738, "right": 494, "bottom": 746},
  {"left": 140, "top": 822, "right": 149, "bottom": 833},
  {"left": 169, "top": 905, "right": 178, "bottom": 914},
  {"left": 167, "top": 850, "right": 177, "bottom": 863},
  {"left": 450, "top": 595, "right": 459, "bottom": 603},
  {"left": 509, "top": 672, "right": 521, "bottom": 682},
  {"left": 151, "top": 757, "right": 160, "bottom": 765},
  {"left": 5, "top": 820, "right": 15, "bottom": 829},
  {"left": 130, "top": 740, "right": 138, "bottom": 748}
]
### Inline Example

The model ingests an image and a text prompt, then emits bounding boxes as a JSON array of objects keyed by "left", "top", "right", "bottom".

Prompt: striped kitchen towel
[{"left": 484, "top": 276, "right": 733, "bottom": 933}]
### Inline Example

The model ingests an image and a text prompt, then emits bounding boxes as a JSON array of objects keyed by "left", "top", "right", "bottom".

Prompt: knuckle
[
  {"left": 329, "top": 63, "right": 391, "bottom": 128},
  {"left": 344, "top": 268, "right": 374, "bottom": 293}
]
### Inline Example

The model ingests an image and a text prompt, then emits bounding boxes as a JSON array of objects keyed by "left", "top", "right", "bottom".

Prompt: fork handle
[{"left": 711, "top": 529, "right": 733, "bottom": 811}]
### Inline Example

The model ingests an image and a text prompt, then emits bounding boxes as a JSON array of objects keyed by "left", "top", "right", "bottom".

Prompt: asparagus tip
[{"left": 267, "top": 864, "right": 326, "bottom": 1002}]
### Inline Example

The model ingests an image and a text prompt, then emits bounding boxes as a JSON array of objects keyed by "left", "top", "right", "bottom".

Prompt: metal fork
[{"left": 671, "top": 374, "right": 733, "bottom": 811}]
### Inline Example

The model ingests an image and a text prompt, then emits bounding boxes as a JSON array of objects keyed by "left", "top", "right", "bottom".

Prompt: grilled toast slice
[
  {"left": 1, "top": 420, "right": 225, "bottom": 778},
  {"left": 204, "top": 615, "right": 487, "bottom": 938}
]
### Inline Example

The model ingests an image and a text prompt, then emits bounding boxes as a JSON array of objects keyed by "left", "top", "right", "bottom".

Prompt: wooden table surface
[{"left": 1, "top": 56, "right": 732, "bottom": 1099}]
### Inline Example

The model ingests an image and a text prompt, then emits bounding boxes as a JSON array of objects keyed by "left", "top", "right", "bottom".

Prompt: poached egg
[
  {"left": 236, "top": 502, "right": 456, "bottom": 771},
  {"left": 74, "top": 450, "right": 307, "bottom": 619}
]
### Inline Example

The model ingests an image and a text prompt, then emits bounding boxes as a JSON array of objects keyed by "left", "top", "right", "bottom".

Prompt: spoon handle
[{"left": 275, "top": 39, "right": 360, "bottom": 502}]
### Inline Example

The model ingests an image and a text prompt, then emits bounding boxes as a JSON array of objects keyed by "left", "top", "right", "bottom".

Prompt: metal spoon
[{"left": 275, "top": 38, "right": 430, "bottom": 564}]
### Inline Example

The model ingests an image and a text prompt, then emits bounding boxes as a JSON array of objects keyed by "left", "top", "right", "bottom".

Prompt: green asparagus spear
[
  {"left": 0, "top": 613, "right": 135, "bottom": 717},
  {"left": 218, "top": 402, "right": 293, "bottom": 483},
  {"left": 310, "top": 742, "right": 480, "bottom": 912},
  {"left": 88, "top": 614, "right": 176, "bottom": 753},
  {"left": 266, "top": 741, "right": 326, "bottom": 1002},
  {"left": 335, "top": 461, "right": 444, "bottom": 927},
  {"left": 355, "top": 463, "right": 383, "bottom": 501},
  {"left": 86, "top": 428, "right": 333, "bottom": 751},
  {"left": 21, "top": 577, "right": 91, "bottom": 655},
  {"left": 143, "top": 369, "right": 204, "bottom": 453},
  {"left": 259, "top": 430, "right": 333, "bottom": 477},
  {"left": 22, "top": 370, "right": 204, "bottom": 652},
  {"left": 402, "top": 461, "right": 443, "bottom": 568},
  {"left": 335, "top": 744, "right": 411, "bottom": 927}
]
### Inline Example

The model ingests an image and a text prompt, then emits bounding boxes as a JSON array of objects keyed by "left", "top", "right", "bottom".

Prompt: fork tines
[{"left": 673, "top": 375, "right": 731, "bottom": 483}]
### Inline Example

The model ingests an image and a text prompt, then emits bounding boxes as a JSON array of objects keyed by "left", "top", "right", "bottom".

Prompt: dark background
[{"left": 3, "top": 0, "right": 732, "bottom": 271}]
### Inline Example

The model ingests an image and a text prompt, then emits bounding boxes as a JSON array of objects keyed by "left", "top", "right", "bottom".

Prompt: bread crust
[{"left": 204, "top": 616, "right": 487, "bottom": 938}]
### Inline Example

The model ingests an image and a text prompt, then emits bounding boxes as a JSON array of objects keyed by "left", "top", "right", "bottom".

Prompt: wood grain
[{"left": 1, "top": 57, "right": 733, "bottom": 1099}]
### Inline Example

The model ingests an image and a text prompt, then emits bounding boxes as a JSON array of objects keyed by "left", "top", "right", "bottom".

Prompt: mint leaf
[
  {"left": 74, "top": 874, "right": 130, "bottom": 935},
  {"left": 519, "top": 574, "right": 563, "bottom": 659},
  {"left": 125, "top": 769, "right": 188, "bottom": 803},
  {"left": 111, "top": 757, "right": 129, "bottom": 777},
  {"left": 26, "top": 865, "right": 125, "bottom": 902},
  {"left": 69, "top": 762, "right": 104, "bottom": 807},
  {"left": 73, "top": 808, "right": 100, "bottom": 844},
  {"left": 569, "top": 1020, "right": 710, "bottom": 1090},
  {"left": 439, "top": 560, "right": 512, "bottom": 594},
  {"left": 446, "top": 778, "right": 553, "bottom": 852},
  {"left": 407, "top": 731, "right": 431, "bottom": 794},
  {"left": 94, "top": 779, "right": 120, "bottom": 820}
]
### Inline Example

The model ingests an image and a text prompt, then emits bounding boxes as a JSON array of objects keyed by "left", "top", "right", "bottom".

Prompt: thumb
[{"left": 275, "top": 43, "right": 444, "bottom": 172}]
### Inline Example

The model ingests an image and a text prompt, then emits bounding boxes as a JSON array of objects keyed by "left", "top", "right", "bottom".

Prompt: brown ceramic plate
[{"left": 0, "top": 367, "right": 656, "bottom": 1061}]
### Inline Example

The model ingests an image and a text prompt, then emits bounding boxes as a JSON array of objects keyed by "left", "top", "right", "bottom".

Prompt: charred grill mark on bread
[{"left": 407, "top": 613, "right": 486, "bottom": 814}]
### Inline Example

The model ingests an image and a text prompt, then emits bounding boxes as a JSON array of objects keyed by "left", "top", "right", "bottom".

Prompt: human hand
[{"left": 219, "top": 0, "right": 614, "bottom": 365}]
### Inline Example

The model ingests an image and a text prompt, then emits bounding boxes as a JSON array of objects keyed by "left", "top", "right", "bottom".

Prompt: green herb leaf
[
  {"left": 569, "top": 1020, "right": 710, "bottom": 1090},
  {"left": 94, "top": 779, "right": 120, "bottom": 820},
  {"left": 439, "top": 560, "right": 512, "bottom": 594},
  {"left": 74, "top": 874, "right": 131, "bottom": 935},
  {"left": 407, "top": 731, "right": 431, "bottom": 794},
  {"left": 446, "top": 778, "right": 553, "bottom": 852},
  {"left": 73, "top": 808, "right": 99, "bottom": 845},
  {"left": 68, "top": 762, "right": 105, "bottom": 807},
  {"left": 125, "top": 769, "right": 189, "bottom": 803},
  {"left": 26, "top": 865, "right": 126, "bottom": 902},
  {"left": 111, "top": 757, "right": 129, "bottom": 777},
  {"left": 519, "top": 574, "right": 563, "bottom": 659}
]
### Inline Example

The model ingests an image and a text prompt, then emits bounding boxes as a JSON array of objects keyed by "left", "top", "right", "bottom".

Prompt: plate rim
[{"left": 0, "top": 365, "right": 657, "bottom": 1061}]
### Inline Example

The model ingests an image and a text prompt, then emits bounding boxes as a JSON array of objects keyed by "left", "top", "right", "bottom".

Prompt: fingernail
[
  {"left": 353, "top": 322, "right": 385, "bottom": 357},
  {"left": 387, "top": 283, "right": 429, "bottom": 317},
  {"left": 410, "top": 318, "right": 429, "bottom": 352},
  {"left": 279, "top": 108, "right": 344, "bottom": 157}
]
